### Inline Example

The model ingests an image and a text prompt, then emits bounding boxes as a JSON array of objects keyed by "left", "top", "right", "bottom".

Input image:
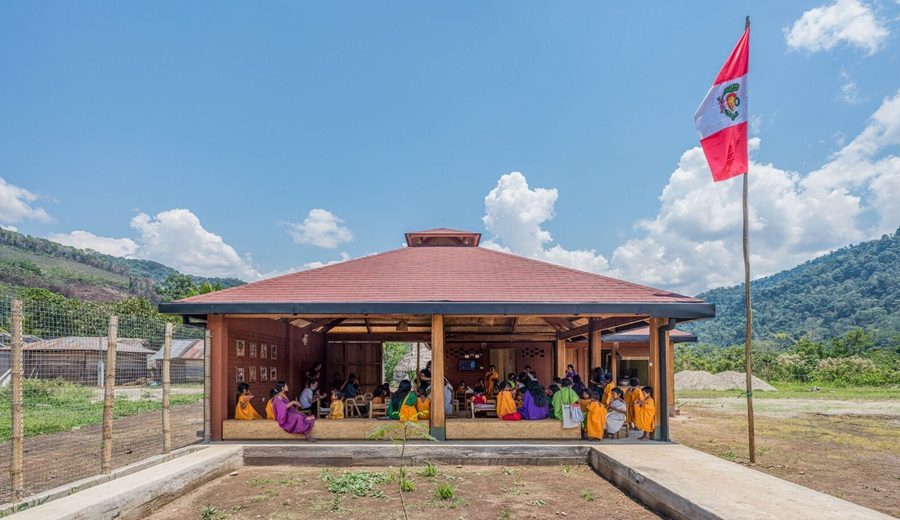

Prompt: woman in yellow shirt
[
  {"left": 234, "top": 383, "right": 262, "bottom": 420},
  {"left": 485, "top": 365, "right": 500, "bottom": 396},
  {"left": 633, "top": 386, "right": 656, "bottom": 440},
  {"left": 496, "top": 382, "right": 517, "bottom": 418}
]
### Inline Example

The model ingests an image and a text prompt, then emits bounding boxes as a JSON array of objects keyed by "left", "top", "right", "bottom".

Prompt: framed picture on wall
[
  {"left": 260, "top": 365, "right": 268, "bottom": 382},
  {"left": 249, "top": 342, "right": 257, "bottom": 358},
  {"left": 271, "top": 345, "right": 278, "bottom": 359},
  {"left": 236, "top": 340, "right": 245, "bottom": 357},
  {"left": 260, "top": 344, "right": 268, "bottom": 359},
  {"left": 236, "top": 367, "right": 244, "bottom": 383},
  {"left": 270, "top": 367, "right": 277, "bottom": 380},
  {"left": 249, "top": 366, "right": 257, "bottom": 383}
]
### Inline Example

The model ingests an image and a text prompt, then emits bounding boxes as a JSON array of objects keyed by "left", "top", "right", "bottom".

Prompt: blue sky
[{"left": 1, "top": 1, "right": 898, "bottom": 294}]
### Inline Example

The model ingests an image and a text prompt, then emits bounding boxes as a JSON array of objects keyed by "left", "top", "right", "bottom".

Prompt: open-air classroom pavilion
[{"left": 160, "top": 228, "right": 714, "bottom": 442}]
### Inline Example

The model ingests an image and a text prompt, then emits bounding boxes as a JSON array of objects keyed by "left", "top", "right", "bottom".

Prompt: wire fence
[{"left": 0, "top": 290, "right": 207, "bottom": 505}]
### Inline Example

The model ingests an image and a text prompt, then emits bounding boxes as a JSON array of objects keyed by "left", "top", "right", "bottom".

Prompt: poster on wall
[
  {"left": 260, "top": 365, "right": 268, "bottom": 382},
  {"left": 250, "top": 342, "right": 257, "bottom": 358},
  {"left": 249, "top": 366, "right": 257, "bottom": 383},
  {"left": 270, "top": 367, "right": 277, "bottom": 381},
  {"left": 236, "top": 340, "right": 245, "bottom": 357},
  {"left": 236, "top": 367, "right": 244, "bottom": 383},
  {"left": 260, "top": 344, "right": 268, "bottom": 359},
  {"left": 271, "top": 345, "right": 277, "bottom": 359}
]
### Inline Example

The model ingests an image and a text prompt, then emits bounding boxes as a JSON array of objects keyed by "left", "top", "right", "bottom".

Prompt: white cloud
[
  {"left": 286, "top": 209, "right": 352, "bottom": 249},
  {"left": 483, "top": 91, "right": 900, "bottom": 296},
  {"left": 0, "top": 177, "right": 53, "bottom": 226},
  {"left": 129, "top": 209, "right": 259, "bottom": 279},
  {"left": 300, "top": 252, "right": 351, "bottom": 270},
  {"left": 1, "top": 225, "right": 17, "bottom": 232},
  {"left": 608, "top": 91, "right": 900, "bottom": 295},
  {"left": 47, "top": 230, "right": 139, "bottom": 257},
  {"left": 839, "top": 70, "right": 865, "bottom": 104},
  {"left": 482, "top": 172, "right": 610, "bottom": 274},
  {"left": 785, "top": 0, "right": 889, "bottom": 54}
]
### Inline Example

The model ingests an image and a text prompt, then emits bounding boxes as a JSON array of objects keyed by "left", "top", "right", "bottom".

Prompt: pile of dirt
[{"left": 675, "top": 370, "right": 776, "bottom": 391}]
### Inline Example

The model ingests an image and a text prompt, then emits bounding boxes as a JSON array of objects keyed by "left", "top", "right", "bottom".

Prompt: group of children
[{"left": 234, "top": 363, "right": 659, "bottom": 441}]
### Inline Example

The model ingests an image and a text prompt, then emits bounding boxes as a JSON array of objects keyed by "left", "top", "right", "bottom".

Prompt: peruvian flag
[{"left": 694, "top": 27, "right": 749, "bottom": 182}]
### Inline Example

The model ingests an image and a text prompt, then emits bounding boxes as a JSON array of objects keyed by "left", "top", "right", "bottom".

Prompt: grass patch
[
  {"left": 677, "top": 383, "right": 900, "bottom": 400},
  {"left": 320, "top": 470, "right": 392, "bottom": 497},
  {"left": 435, "top": 483, "right": 455, "bottom": 500},
  {"left": 199, "top": 505, "right": 225, "bottom": 520},
  {"left": 580, "top": 490, "right": 596, "bottom": 501},
  {"left": 0, "top": 379, "right": 203, "bottom": 441},
  {"left": 420, "top": 462, "right": 438, "bottom": 477}
]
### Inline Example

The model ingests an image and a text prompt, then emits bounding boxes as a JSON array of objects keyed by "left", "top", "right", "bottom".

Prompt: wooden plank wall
[
  {"left": 326, "top": 342, "right": 382, "bottom": 393},
  {"left": 225, "top": 318, "right": 290, "bottom": 418}
]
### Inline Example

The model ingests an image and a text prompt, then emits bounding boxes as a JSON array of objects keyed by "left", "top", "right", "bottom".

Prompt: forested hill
[
  {"left": 686, "top": 228, "right": 900, "bottom": 347},
  {"left": 0, "top": 228, "right": 243, "bottom": 302}
]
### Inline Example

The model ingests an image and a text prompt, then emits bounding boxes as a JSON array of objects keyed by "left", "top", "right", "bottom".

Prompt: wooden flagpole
[{"left": 743, "top": 14, "right": 756, "bottom": 464}]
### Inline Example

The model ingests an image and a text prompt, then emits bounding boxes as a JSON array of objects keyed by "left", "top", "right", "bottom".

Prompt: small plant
[
  {"left": 529, "top": 499, "right": 546, "bottom": 506},
  {"left": 247, "top": 477, "right": 275, "bottom": 488},
  {"left": 561, "top": 464, "right": 572, "bottom": 474},
  {"left": 199, "top": 505, "right": 223, "bottom": 520},
  {"left": 435, "top": 483, "right": 455, "bottom": 500},
  {"left": 720, "top": 450, "right": 737, "bottom": 462},
  {"left": 580, "top": 490, "right": 596, "bottom": 502},
  {"left": 501, "top": 467, "right": 513, "bottom": 476},
  {"left": 421, "top": 462, "right": 438, "bottom": 477},
  {"left": 499, "top": 512, "right": 512, "bottom": 520},
  {"left": 400, "top": 478, "right": 415, "bottom": 492},
  {"left": 321, "top": 470, "right": 391, "bottom": 497}
]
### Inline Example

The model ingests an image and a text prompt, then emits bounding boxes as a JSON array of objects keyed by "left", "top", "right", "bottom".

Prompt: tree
[{"left": 157, "top": 274, "right": 199, "bottom": 302}]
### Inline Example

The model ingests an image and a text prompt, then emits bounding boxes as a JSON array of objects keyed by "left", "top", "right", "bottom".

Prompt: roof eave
[{"left": 158, "top": 301, "right": 715, "bottom": 320}]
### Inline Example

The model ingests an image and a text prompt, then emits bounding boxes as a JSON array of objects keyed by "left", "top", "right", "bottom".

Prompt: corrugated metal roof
[{"left": 2, "top": 337, "right": 155, "bottom": 354}]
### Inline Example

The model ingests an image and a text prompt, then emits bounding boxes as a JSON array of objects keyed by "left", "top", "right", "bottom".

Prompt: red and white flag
[{"left": 694, "top": 27, "right": 749, "bottom": 182}]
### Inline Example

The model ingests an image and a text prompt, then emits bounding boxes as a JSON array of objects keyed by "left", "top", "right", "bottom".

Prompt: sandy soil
[
  {"left": 0, "top": 402, "right": 203, "bottom": 503},
  {"left": 146, "top": 464, "right": 662, "bottom": 520},
  {"left": 672, "top": 397, "right": 900, "bottom": 517}
]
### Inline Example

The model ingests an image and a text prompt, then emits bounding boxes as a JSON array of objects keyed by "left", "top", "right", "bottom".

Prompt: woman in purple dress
[
  {"left": 271, "top": 381, "right": 316, "bottom": 441},
  {"left": 517, "top": 373, "right": 549, "bottom": 420}
]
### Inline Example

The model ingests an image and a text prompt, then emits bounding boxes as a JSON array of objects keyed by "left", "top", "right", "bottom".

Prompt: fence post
[
  {"left": 203, "top": 328, "right": 211, "bottom": 443},
  {"left": 101, "top": 315, "right": 118, "bottom": 474},
  {"left": 10, "top": 299, "right": 24, "bottom": 503},
  {"left": 162, "top": 322, "right": 173, "bottom": 454}
]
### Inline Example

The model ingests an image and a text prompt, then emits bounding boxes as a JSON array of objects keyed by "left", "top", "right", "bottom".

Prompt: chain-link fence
[{"left": 0, "top": 290, "right": 206, "bottom": 505}]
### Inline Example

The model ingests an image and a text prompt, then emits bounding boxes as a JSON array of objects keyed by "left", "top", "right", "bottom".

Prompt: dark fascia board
[
  {"left": 602, "top": 332, "right": 699, "bottom": 344},
  {"left": 158, "top": 301, "right": 715, "bottom": 320}
]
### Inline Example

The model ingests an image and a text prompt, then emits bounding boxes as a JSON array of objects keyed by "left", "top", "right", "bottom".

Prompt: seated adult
[
  {"left": 495, "top": 382, "right": 518, "bottom": 419},
  {"left": 418, "top": 361, "right": 432, "bottom": 393},
  {"left": 572, "top": 374, "right": 586, "bottom": 398},
  {"left": 606, "top": 387, "right": 627, "bottom": 436},
  {"left": 341, "top": 373, "right": 360, "bottom": 399},
  {"left": 270, "top": 381, "right": 316, "bottom": 441},
  {"left": 388, "top": 380, "right": 418, "bottom": 421},
  {"left": 234, "top": 382, "right": 262, "bottom": 420},
  {"left": 551, "top": 378, "right": 580, "bottom": 421},
  {"left": 517, "top": 373, "right": 549, "bottom": 420},
  {"left": 472, "top": 378, "right": 486, "bottom": 394},
  {"left": 299, "top": 380, "right": 323, "bottom": 414}
]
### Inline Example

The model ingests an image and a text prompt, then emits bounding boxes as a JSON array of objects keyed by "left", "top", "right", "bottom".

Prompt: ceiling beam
[{"left": 558, "top": 317, "right": 648, "bottom": 340}]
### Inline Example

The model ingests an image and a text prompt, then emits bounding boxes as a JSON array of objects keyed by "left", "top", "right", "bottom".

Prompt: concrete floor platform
[{"left": 591, "top": 443, "right": 892, "bottom": 520}]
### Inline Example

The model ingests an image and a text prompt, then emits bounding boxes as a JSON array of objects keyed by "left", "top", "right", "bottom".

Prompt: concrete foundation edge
[{"left": 588, "top": 447, "right": 720, "bottom": 520}]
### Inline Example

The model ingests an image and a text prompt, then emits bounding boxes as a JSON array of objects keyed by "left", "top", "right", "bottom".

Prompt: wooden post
[
  {"left": 203, "top": 327, "right": 211, "bottom": 443},
  {"left": 430, "top": 315, "right": 446, "bottom": 440},
  {"left": 415, "top": 342, "right": 421, "bottom": 380},
  {"left": 555, "top": 338, "right": 566, "bottom": 378},
  {"left": 10, "top": 299, "right": 24, "bottom": 503},
  {"left": 101, "top": 315, "right": 118, "bottom": 474},
  {"left": 648, "top": 318, "right": 662, "bottom": 440},
  {"left": 666, "top": 333, "right": 676, "bottom": 418},
  {"left": 590, "top": 322, "right": 603, "bottom": 374},
  {"left": 162, "top": 322, "right": 173, "bottom": 454},
  {"left": 208, "top": 315, "right": 227, "bottom": 441},
  {"left": 611, "top": 347, "right": 619, "bottom": 386}
]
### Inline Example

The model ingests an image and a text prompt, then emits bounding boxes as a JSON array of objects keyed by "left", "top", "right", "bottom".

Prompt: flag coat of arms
[{"left": 694, "top": 28, "right": 749, "bottom": 182}]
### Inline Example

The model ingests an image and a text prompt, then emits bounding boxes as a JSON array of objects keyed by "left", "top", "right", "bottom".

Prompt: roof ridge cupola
[{"left": 404, "top": 228, "right": 481, "bottom": 247}]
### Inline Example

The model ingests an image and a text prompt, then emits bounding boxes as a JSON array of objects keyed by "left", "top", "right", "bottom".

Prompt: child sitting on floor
[
  {"left": 234, "top": 382, "right": 262, "bottom": 420},
  {"left": 265, "top": 389, "right": 276, "bottom": 420},
  {"left": 328, "top": 390, "right": 345, "bottom": 419},
  {"left": 416, "top": 388, "right": 431, "bottom": 419}
]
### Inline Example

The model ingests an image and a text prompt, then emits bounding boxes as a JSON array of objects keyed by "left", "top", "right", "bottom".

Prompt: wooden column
[
  {"left": 648, "top": 317, "right": 662, "bottom": 440},
  {"left": 286, "top": 322, "right": 295, "bottom": 391},
  {"left": 611, "top": 348, "right": 618, "bottom": 386},
  {"left": 666, "top": 333, "right": 676, "bottom": 418},
  {"left": 162, "top": 322, "right": 173, "bottom": 454},
  {"left": 101, "top": 315, "right": 118, "bottom": 474},
  {"left": 555, "top": 338, "right": 566, "bottom": 378},
  {"left": 208, "top": 314, "right": 228, "bottom": 441},
  {"left": 590, "top": 322, "right": 603, "bottom": 373},
  {"left": 203, "top": 328, "right": 211, "bottom": 443},
  {"left": 10, "top": 299, "right": 24, "bottom": 503},
  {"left": 430, "top": 315, "right": 446, "bottom": 440}
]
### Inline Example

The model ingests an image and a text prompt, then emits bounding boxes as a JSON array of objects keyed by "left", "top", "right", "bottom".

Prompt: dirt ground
[
  {"left": 671, "top": 397, "right": 900, "bottom": 517},
  {"left": 147, "top": 464, "right": 661, "bottom": 520},
  {"left": 0, "top": 402, "right": 203, "bottom": 502}
]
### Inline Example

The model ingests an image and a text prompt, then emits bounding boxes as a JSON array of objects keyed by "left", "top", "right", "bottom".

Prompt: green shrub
[{"left": 435, "top": 483, "right": 455, "bottom": 500}]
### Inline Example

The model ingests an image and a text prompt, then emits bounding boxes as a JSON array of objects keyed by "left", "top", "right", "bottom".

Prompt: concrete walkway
[
  {"left": 6, "top": 445, "right": 242, "bottom": 520},
  {"left": 591, "top": 443, "right": 892, "bottom": 520}
]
